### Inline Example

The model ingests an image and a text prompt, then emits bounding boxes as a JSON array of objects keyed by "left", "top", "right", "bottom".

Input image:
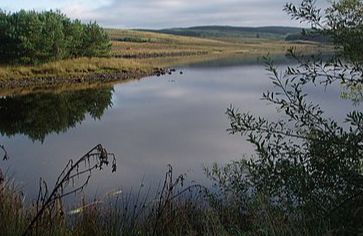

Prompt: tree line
[{"left": 0, "top": 9, "right": 111, "bottom": 64}]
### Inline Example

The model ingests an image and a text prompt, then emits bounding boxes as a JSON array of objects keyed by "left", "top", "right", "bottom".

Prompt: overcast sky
[{"left": 2, "top": 0, "right": 330, "bottom": 29}]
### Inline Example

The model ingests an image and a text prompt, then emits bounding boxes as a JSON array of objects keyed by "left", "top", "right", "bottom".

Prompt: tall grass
[
  {"left": 0, "top": 57, "right": 153, "bottom": 81},
  {"left": 0, "top": 166, "right": 220, "bottom": 235},
  {"left": 0, "top": 171, "right": 28, "bottom": 235},
  {"left": 0, "top": 160, "right": 337, "bottom": 236},
  {"left": 0, "top": 143, "right": 340, "bottom": 236}
]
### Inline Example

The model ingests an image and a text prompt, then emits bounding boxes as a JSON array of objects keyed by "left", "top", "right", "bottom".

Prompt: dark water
[{"left": 0, "top": 56, "right": 360, "bottom": 200}]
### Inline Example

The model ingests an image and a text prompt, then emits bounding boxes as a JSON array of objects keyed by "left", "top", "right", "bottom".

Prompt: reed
[{"left": 0, "top": 144, "right": 337, "bottom": 236}]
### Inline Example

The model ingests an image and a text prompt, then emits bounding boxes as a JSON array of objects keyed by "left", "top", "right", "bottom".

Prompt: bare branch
[{"left": 22, "top": 144, "right": 117, "bottom": 236}]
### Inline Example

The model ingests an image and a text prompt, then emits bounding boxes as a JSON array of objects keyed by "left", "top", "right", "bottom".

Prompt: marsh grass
[
  {"left": 0, "top": 165, "right": 218, "bottom": 236},
  {"left": 0, "top": 57, "right": 153, "bottom": 81},
  {"left": 0, "top": 171, "right": 28, "bottom": 236},
  {"left": 0, "top": 29, "right": 332, "bottom": 84},
  {"left": 0, "top": 143, "right": 338, "bottom": 236},
  {"left": 0, "top": 159, "right": 336, "bottom": 236}
]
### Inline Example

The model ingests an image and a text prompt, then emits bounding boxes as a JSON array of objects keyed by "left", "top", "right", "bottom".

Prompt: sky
[{"left": 2, "top": 0, "right": 330, "bottom": 29}]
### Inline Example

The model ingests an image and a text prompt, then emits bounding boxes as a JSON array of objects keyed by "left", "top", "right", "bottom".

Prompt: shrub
[
  {"left": 0, "top": 9, "right": 111, "bottom": 64},
  {"left": 209, "top": 0, "right": 363, "bottom": 234}
]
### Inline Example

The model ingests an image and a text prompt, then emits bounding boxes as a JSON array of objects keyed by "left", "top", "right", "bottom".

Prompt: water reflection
[
  {"left": 183, "top": 55, "right": 286, "bottom": 68},
  {"left": 0, "top": 87, "right": 113, "bottom": 142},
  {"left": 0, "top": 56, "right": 361, "bottom": 200}
]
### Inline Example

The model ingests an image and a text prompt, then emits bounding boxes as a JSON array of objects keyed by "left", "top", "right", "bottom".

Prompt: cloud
[{"left": 5, "top": 0, "right": 331, "bottom": 28}]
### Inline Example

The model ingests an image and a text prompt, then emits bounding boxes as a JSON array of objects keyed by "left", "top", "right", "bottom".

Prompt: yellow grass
[
  {"left": 0, "top": 29, "right": 333, "bottom": 82},
  {"left": 0, "top": 57, "right": 152, "bottom": 81}
]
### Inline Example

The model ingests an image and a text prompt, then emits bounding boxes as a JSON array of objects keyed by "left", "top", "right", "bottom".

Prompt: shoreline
[
  {"left": 0, "top": 69, "right": 156, "bottom": 97},
  {"left": 0, "top": 48, "right": 333, "bottom": 96},
  {"left": 0, "top": 66, "right": 182, "bottom": 96},
  {"left": 0, "top": 69, "right": 152, "bottom": 90},
  {"left": 0, "top": 53, "right": 246, "bottom": 95}
]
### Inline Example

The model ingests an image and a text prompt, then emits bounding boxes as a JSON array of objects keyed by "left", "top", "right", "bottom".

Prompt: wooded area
[{"left": 0, "top": 10, "right": 111, "bottom": 64}]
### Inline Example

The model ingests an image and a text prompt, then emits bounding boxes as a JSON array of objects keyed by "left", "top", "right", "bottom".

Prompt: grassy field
[
  {"left": 140, "top": 26, "right": 304, "bottom": 41},
  {"left": 0, "top": 29, "right": 332, "bottom": 87},
  {"left": 107, "top": 29, "right": 329, "bottom": 59}
]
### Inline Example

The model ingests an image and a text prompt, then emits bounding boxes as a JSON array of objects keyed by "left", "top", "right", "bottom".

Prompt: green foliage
[
  {"left": 81, "top": 22, "right": 112, "bottom": 57},
  {"left": 207, "top": 0, "right": 363, "bottom": 234},
  {"left": 0, "top": 87, "right": 113, "bottom": 142},
  {"left": 0, "top": 9, "right": 111, "bottom": 64},
  {"left": 285, "top": 0, "right": 363, "bottom": 63},
  {"left": 285, "top": 30, "right": 331, "bottom": 43}
]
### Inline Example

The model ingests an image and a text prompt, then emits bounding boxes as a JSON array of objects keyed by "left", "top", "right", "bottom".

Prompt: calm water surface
[{"left": 0, "top": 57, "right": 360, "bottom": 200}]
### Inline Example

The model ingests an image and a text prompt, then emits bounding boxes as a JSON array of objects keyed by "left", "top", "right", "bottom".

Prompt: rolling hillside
[{"left": 140, "top": 25, "right": 304, "bottom": 40}]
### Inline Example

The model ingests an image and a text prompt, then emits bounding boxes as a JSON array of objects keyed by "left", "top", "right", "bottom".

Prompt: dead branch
[
  {"left": 0, "top": 144, "right": 9, "bottom": 161},
  {"left": 22, "top": 144, "right": 116, "bottom": 236}
]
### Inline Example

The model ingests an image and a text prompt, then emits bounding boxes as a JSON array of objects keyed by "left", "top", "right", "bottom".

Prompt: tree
[
  {"left": 81, "top": 22, "right": 112, "bottom": 57},
  {"left": 210, "top": 0, "right": 363, "bottom": 234},
  {"left": 286, "top": 0, "right": 363, "bottom": 63},
  {"left": 0, "top": 87, "right": 113, "bottom": 142},
  {"left": 0, "top": 10, "right": 111, "bottom": 64}
]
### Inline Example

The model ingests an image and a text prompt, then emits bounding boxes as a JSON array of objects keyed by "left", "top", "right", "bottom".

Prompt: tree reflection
[{"left": 0, "top": 87, "right": 113, "bottom": 142}]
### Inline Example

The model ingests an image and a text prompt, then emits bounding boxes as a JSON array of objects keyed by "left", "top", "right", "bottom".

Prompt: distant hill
[
  {"left": 140, "top": 26, "right": 304, "bottom": 40},
  {"left": 140, "top": 26, "right": 330, "bottom": 42},
  {"left": 285, "top": 30, "right": 332, "bottom": 43}
]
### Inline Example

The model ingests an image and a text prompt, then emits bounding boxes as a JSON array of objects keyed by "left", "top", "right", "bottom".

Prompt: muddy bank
[
  {"left": 0, "top": 69, "right": 153, "bottom": 90},
  {"left": 0, "top": 67, "right": 183, "bottom": 96}
]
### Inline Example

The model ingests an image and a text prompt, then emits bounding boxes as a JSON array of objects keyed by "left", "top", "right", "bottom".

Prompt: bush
[
  {"left": 0, "top": 9, "right": 111, "bottom": 64},
  {"left": 209, "top": 0, "right": 363, "bottom": 234}
]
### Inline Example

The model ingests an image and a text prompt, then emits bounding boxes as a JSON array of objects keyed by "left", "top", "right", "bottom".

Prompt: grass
[
  {"left": 0, "top": 57, "right": 152, "bottom": 81},
  {"left": 0, "top": 162, "right": 336, "bottom": 236},
  {"left": 0, "top": 29, "right": 332, "bottom": 86},
  {"left": 0, "top": 169, "right": 233, "bottom": 236},
  {"left": 0, "top": 143, "right": 336, "bottom": 236},
  {"left": 107, "top": 29, "right": 329, "bottom": 59},
  {"left": 141, "top": 26, "right": 304, "bottom": 42},
  {"left": 0, "top": 160, "right": 226, "bottom": 236}
]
